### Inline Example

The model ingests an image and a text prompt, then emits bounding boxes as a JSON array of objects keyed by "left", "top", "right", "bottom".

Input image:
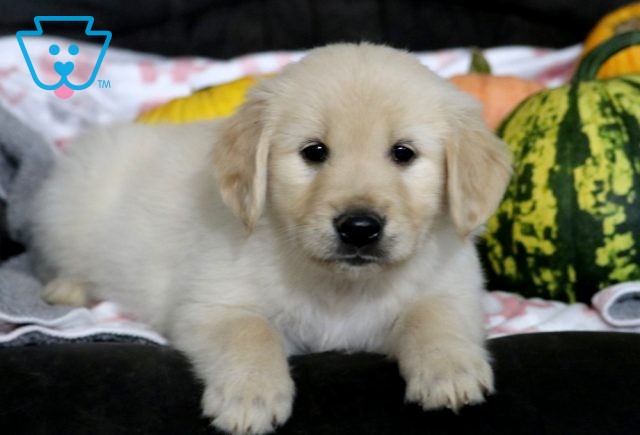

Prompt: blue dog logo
[{"left": 16, "top": 16, "right": 111, "bottom": 99}]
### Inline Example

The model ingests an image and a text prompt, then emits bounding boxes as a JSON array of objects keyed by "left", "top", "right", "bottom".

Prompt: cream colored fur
[{"left": 33, "top": 43, "right": 511, "bottom": 434}]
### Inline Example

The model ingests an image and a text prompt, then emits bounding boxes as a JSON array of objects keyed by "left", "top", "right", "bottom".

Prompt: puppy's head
[{"left": 213, "top": 43, "right": 511, "bottom": 275}]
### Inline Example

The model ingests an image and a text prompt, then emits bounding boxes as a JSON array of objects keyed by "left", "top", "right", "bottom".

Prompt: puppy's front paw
[
  {"left": 203, "top": 370, "right": 294, "bottom": 435},
  {"left": 401, "top": 344, "right": 494, "bottom": 413}
]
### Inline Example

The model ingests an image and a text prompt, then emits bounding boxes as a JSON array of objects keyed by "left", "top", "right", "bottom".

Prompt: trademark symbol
[{"left": 98, "top": 79, "right": 111, "bottom": 89}]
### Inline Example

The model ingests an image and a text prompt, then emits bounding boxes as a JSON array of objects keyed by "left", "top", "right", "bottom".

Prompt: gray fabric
[
  {"left": 0, "top": 106, "right": 55, "bottom": 245},
  {"left": 609, "top": 293, "right": 640, "bottom": 322},
  {"left": 0, "top": 105, "right": 79, "bottom": 328},
  {"left": 0, "top": 331, "right": 162, "bottom": 347}
]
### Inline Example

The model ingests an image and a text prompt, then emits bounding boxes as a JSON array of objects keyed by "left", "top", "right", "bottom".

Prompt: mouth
[
  {"left": 337, "top": 254, "right": 381, "bottom": 266},
  {"left": 307, "top": 252, "right": 385, "bottom": 268}
]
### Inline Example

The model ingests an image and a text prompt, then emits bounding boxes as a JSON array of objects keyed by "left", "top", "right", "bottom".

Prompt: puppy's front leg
[
  {"left": 172, "top": 306, "right": 294, "bottom": 434},
  {"left": 389, "top": 294, "right": 494, "bottom": 412}
]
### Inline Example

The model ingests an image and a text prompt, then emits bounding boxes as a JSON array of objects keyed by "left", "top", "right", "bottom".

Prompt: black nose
[{"left": 334, "top": 212, "right": 384, "bottom": 247}]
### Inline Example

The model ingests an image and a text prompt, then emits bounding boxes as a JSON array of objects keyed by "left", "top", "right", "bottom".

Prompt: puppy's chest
[{"left": 273, "top": 292, "right": 405, "bottom": 355}]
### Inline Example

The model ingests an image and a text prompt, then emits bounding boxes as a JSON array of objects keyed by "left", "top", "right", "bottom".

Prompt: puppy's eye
[
  {"left": 301, "top": 142, "right": 329, "bottom": 164},
  {"left": 390, "top": 143, "right": 416, "bottom": 165}
]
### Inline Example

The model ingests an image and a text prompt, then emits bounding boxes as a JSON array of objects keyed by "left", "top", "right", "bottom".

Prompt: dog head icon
[{"left": 17, "top": 16, "right": 111, "bottom": 99}]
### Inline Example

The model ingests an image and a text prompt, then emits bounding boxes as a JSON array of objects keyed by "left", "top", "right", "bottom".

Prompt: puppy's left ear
[
  {"left": 446, "top": 106, "right": 512, "bottom": 238},
  {"left": 212, "top": 88, "right": 273, "bottom": 231}
]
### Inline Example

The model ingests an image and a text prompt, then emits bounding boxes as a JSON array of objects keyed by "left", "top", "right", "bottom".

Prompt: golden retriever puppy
[{"left": 33, "top": 43, "right": 511, "bottom": 434}]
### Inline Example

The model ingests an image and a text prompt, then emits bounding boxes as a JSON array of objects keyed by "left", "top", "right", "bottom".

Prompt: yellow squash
[
  {"left": 138, "top": 76, "right": 264, "bottom": 124},
  {"left": 582, "top": 2, "right": 640, "bottom": 78}
]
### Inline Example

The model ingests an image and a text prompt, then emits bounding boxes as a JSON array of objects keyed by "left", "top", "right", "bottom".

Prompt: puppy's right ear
[{"left": 212, "top": 89, "right": 272, "bottom": 231}]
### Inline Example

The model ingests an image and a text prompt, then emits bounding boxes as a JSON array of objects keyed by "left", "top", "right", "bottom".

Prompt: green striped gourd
[{"left": 482, "top": 32, "right": 640, "bottom": 303}]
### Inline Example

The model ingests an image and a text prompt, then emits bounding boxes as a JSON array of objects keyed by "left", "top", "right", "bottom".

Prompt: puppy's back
[{"left": 32, "top": 122, "right": 220, "bottom": 321}]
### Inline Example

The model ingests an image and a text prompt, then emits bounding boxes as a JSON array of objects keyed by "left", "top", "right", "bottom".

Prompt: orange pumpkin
[
  {"left": 582, "top": 2, "right": 640, "bottom": 78},
  {"left": 449, "top": 50, "right": 545, "bottom": 130}
]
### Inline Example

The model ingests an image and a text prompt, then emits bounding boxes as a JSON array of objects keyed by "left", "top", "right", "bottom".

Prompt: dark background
[{"left": 0, "top": 0, "right": 634, "bottom": 59}]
